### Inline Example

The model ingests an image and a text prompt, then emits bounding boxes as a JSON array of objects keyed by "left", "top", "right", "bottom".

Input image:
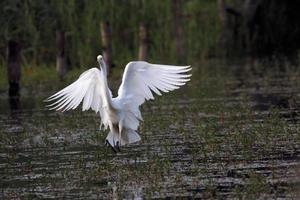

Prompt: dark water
[{"left": 0, "top": 72, "right": 300, "bottom": 199}]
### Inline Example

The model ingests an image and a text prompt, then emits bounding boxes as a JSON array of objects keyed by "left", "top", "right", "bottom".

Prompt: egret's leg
[
  {"left": 118, "top": 120, "right": 123, "bottom": 146},
  {"left": 105, "top": 139, "right": 117, "bottom": 153},
  {"left": 115, "top": 142, "right": 121, "bottom": 152}
]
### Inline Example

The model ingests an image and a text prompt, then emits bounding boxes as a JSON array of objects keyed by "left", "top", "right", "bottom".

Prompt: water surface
[{"left": 0, "top": 69, "right": 300, "bottom": 199}]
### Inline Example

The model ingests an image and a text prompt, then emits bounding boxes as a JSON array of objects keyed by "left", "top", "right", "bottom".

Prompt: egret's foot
[
  {"left": 105, "top": 139, "right": 117, "bottom": 153},
  {"left": 115, "top": 141, "right": 121, "bottom": 152}
]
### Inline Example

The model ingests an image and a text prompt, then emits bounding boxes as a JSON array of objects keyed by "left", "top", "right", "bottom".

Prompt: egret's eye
[{"left": 97, "top": 55, "right": 103, "bottom": 61}]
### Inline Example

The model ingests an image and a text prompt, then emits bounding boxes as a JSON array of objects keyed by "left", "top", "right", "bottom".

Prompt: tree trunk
[
  {"left": 218, "top": 0, "right": 228, "bottom": 48},
  {"left": 7, "top": 40, "right": 21, "bottom": 111},
  {"left": 56, "top": 30, "right": 67, "bottom": 80},
  {"left": 218, "top": 0, "right": 243, "bottom": 57},
  {"left": 138, "top": 23, "right": 148, "bottom": 61},
  {"left": 172, "top": 0, "right": 185, "bottom": 63},
  {"left": 100, "top": 21, "right": 112, "bottom": 74}
]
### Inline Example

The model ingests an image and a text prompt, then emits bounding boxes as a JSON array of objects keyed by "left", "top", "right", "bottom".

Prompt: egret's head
[
  {"left": 97, "top": 55, "right": 104, "bottom": 69},
  {"left": 96, "top": 55, "right": 107, "bottom": 75},
  {"left": 97, "top": 55, "right": 103, "bottom": 64}
]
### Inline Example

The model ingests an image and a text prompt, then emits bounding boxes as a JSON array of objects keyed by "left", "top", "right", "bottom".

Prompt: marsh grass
[{"left": 0, "top": 60, "right": 300, "bottom": 198}]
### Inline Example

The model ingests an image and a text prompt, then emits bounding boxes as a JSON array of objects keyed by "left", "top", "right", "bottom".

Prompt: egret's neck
[
  {"left": 100, "top": 63, "right": 114, "bottom": 111},
  {"left": 101, "top": 61, "right": 108, "bottom": 77}
]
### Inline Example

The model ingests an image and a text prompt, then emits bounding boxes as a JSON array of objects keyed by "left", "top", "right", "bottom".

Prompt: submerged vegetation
[{"left": 1, "top": 61, "right": 300, "bottom": 198}]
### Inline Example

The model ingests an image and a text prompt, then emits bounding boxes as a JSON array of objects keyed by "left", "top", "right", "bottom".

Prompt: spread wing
[
  {"left": 46, "top": 68, "right": 111, "bottom": 113},
  {"left": 117, "top": 61, "right": 191, "bottom": 108}
]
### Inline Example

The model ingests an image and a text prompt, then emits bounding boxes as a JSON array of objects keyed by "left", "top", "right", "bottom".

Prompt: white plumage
[{"left": 47, "top": 55, "right": 191, "bottom": 151}]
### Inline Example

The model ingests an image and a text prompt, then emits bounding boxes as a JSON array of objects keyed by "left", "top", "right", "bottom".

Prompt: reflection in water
[
  {"left": 9, "top": 92, "right": 20, "bottom": 112},
  {"left": 7, "top": 40, "right": 21, "bottom": 114}
]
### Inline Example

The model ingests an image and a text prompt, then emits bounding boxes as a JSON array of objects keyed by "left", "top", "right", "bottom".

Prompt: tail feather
[
  {"left": 105, "top": 129, "right": 141, "bottom": 147},
  {"left": 123, "top": 129, "right": 141, "bottom": 145}
]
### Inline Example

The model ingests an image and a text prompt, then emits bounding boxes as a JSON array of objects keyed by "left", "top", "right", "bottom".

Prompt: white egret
[{"left": 47, "top": 55, "right": 191, "bottom": 152}]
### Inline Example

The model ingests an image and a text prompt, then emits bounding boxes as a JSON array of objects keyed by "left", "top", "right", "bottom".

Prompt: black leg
[
  {"left": 105, "top": 139, "right": 117, "bottom": 153},
  {"left": 115, "top": 141, "right": 121, "bottom": 152}
]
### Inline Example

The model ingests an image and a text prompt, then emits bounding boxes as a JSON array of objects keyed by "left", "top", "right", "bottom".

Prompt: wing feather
[
  {"left": 46, "top": 68, "right": 109, "bottom": 113},
  {"left": 117, "top": 61, "right": 191, "bottom": 109}
]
